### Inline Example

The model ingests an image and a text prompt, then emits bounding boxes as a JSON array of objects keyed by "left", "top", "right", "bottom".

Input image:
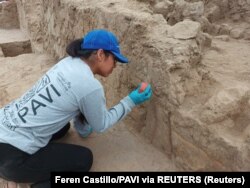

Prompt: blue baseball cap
[{"left": 81, "top": 29, "right": 128, "bottom": 63}]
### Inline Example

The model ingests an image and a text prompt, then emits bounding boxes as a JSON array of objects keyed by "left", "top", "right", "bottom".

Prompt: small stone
[{"left": 168, "top": 19, "right": 201, "bottom": 39}]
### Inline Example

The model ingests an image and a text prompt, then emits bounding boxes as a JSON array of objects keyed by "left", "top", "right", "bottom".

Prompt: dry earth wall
[
  {"left": 0, "top": 0, "right": 19, "bottom": 28},
  {"left": 15, "top": 0, "right": 250, "bottom": 171}
]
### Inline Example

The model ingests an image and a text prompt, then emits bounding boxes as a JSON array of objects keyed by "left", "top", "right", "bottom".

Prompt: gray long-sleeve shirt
[{"left": 0, "top": 56, "right": 135, "bottom": 154}]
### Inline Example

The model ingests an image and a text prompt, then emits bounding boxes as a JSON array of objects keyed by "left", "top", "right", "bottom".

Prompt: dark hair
[
  {"left": 66, "top": 38, "right": 113, "bottom": 59},
  {"left": 66, "top": 38, "right": 95, "bottom": 58}
]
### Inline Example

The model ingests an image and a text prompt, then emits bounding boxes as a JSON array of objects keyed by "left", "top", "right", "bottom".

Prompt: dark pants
[{"left": 0, "top": 123, "right": 93, "bottom": 187}]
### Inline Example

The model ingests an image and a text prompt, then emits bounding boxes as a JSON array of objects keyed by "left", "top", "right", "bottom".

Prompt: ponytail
[
  {"left": 66, "top": 38, "right": 112, "bottom": 59},
  {"left": 66, "top": 39, "right": 96, "bottom": 59}
]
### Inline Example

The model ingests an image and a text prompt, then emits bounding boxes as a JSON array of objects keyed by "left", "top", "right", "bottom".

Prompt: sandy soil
[{"left": 202, "top": 38, "right": 250, "bottom": 88}]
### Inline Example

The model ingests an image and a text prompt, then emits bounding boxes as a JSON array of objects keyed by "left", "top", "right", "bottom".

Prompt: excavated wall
[
  {"left": 15, "top": 0, "right": 250, "bottom": 171},
  {"left": 0, "top": 0, "right": 19, "bottom": 29}
]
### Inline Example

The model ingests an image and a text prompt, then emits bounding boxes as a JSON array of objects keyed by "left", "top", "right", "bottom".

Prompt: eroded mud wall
[
  {"left": 15, "top": 0, "right": 250, "bottom": 171},
  {"left": 0, "top": 0, "right": 19, "bottom": 28}
]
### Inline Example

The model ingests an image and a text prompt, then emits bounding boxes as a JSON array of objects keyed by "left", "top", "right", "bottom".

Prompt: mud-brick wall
[
  {"left": 15, "top": 0, "right": 249, "bottom": 171},
  {"left": 0, "top": 0, "right": 19, "bottom": 28},
  {"left": 204, "top": 0, "right": 250, "bottom": 22}
]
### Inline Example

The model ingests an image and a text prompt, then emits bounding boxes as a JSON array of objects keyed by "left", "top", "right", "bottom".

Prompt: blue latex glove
[
  {"left": 78, "top": 124, "right": 93, "bottom": 138},
  {"left": 129, "top": 84, "right": 153, "bottom": 105},
  {"left": 73, "top": 115, "right": 93, "bottom": 138}
]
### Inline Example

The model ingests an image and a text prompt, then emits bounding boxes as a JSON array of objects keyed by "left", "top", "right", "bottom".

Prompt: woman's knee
[{"left": 78, "top": 147, "right": 93, "bottom": 171}]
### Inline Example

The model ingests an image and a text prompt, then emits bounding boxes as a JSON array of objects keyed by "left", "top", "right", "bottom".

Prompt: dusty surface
[
  {"left": 60, "top": 124, "right": 177, "bottom": 171},
  {"left": 0, "top": 0, "right": 19, "bottom": 29},
  {"left": 203, "top": 38, "right": 250, "bottom": 87},
  {"left": 0, "top": 29, "right": 29, "bottom": 43},
  {"left": 0, "top": 2, "right": 250, "bottom": 188}
]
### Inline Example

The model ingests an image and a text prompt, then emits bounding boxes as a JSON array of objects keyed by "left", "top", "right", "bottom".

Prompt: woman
[{"left": 0, "top": 29, "right": 152, "bottom": 188}]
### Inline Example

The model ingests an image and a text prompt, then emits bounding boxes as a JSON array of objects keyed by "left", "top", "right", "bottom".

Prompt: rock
[
  {"left": 197, "top": 32, "right": 212, "bottom": 48},
  {"left": 230, "top": 28, "right": 244, "bottom": 39},
  {"left": 183, "top": 1, "right": 204, "bottom": 20},
  {"left": 205, "top": 4, "right": 221, "bottom": 23},
  {"left": 210, "top": 24, "right": 221, "bottom": 35},
  {"left": 168, "top": 19, "right": 201, "bottom": 39},
  {"left": 219, "top": 24, "right": 232, "bottom": 35},
  {"left": 153, "top": 0, "right": 173, "bottom": 16},
  {"left": 198, "top": 16, "right": 212, "bottom": 32}
]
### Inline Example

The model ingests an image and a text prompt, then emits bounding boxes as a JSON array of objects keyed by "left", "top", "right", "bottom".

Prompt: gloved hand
[
  {"left": 78, "top": 124, "right": 93, "bottom": 138},
  {"left": 73, "top": 115, "right": 93, "bottom": 138},
  {"left": 129, "top": 83, "right": 152, "bottom": 105}
]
